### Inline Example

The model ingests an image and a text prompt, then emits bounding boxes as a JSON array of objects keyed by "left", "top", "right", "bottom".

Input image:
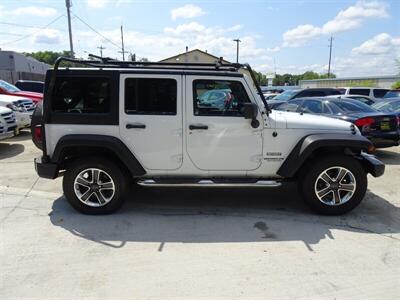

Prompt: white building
[{"left": 299, "top": 75, "right": 400, "bottom": 89}]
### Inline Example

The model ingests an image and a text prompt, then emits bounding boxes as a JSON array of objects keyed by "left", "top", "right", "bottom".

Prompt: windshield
[
  {"left": 0, "top": 80, "right": 21, "bottom": 92},
  {"left": 373, "top": 100, "right": 400, "bottom": 112},
  {"left": 273, "top": 90, "right": 299, "bottom": 101},
  {"left": 332, "top": 100, "right": 376, "bottom": 113}
]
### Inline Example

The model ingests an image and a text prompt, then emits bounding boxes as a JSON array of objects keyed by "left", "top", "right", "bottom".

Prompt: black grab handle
[
  {"left": 189, "top": 124, "right": 208, "bottom": 130},
  {"left": 126, "top": 123, "right": 146, "bottom": 129}
]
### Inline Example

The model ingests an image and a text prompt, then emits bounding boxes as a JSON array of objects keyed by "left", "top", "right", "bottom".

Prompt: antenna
[{"left": 328, "top": 35, "right": 333, "bottom": 78}]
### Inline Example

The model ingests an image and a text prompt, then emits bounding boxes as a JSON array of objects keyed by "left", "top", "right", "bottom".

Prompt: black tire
[
  {"left": 31, "top": 101, "right": 43, "bottom": 150},
  {"left": 300, "top": 155, "right": 367, "bottom": 215},
  {"left": 63, "top": 157, "right": 128, "bottom": 214}
]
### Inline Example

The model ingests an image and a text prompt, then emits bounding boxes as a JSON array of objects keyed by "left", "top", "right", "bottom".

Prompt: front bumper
[
  {"left": 34, "top": 156, "right": 59, "bottom": 179},
  {"left": 358, "top": 152, "right": 385, "bottom": 177}
]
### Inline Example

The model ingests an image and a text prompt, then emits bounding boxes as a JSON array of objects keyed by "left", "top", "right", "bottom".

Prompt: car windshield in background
[
  {"left": 372, "top": 100, "right": 400, "bottom": 112},
  {"left": 384, "top": 91, "right": 400, "bottom": 98},
  {"left": 332, "top": 100, "right": 376, "bottom": 113},
  {"left": 0, "top": 80, "right": 21, "bottom": 93},
  {"left": 273, "top": 90, "right": 299, "bottom": 101}
]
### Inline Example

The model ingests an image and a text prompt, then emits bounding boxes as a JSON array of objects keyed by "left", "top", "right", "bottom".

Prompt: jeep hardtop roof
[{"left": 47, "top": 54, "right": 269, "bottom": 109}]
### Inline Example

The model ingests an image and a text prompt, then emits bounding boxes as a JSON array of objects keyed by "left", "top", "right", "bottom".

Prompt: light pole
[{"left": 233, "top": 38, "right": 241, "bottom": 63}]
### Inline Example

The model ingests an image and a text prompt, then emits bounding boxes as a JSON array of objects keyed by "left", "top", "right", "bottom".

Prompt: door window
[
  {"left": 373, "top": 89, "right": 389, "bottom": 98},
  {"left": 301, "top": 100, "right": 324, "bottom": 113},
  {"left": 276, "top": 99, "right": 303, "bottom": 112},
  {"left": 193, "top": 80, "right": 250, "bottom": 116},
  {"left": 349, "top": 88, "right": 370, "bottom": 96},
  {"left": 125, "top": 78, "right": 177, "bottom": 115}
]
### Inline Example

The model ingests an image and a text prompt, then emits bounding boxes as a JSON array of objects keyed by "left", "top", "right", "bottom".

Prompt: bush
[{"left": 391, "top": 80, "right": 400, "bottom": 89}]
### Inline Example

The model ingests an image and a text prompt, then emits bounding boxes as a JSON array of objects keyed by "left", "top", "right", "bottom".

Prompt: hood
[
  {"left": 275, "top": 111, "right": 354, "bottom": 132},
  {"left": 12, "top": 91, "right": 43, "bottom": 102},
  {"left": 0, "top": 106, "right": 12, "bottom": 114}
]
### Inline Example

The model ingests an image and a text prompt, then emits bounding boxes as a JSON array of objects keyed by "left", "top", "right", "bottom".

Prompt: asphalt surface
[{"left": 1, "top": 131, "right": 399, "bottom": 299}]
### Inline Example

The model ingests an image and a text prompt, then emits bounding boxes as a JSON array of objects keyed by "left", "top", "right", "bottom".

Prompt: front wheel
[
  {"left": 63, "top": 157, "right": 128, "bottom": 214},
  {"left": 301, "top": 155, "right": 367, "bottom": 215}
]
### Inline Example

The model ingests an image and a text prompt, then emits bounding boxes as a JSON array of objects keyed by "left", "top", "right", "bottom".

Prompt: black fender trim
[
  {"left": 52, "top": 134, "right": 146, "bottom": 176},
  {"left": 277, "top": 133, "right": 373, "bottom": 178},
  {"left": 357, "top": 152, "right": 385, "bottom": 177}
]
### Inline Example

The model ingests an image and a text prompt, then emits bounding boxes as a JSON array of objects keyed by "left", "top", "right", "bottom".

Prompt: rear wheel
[
  {"left": 301, "top": 155, "right": 367, "bottom": 215},
  {"left": 63, "top": 157, "right": 128, "bottom": 214}
]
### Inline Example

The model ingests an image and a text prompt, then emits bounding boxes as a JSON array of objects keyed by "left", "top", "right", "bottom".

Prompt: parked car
[
  {"left": 0, "top": 80, "right": 43, "bottom": 104},
  {"left": 327, "top": 94, "right": 375, "bottom": 105},
  {"left": 338, "top": 87, "right": 389, "bottom": 99},
  {"left": 383, "top": 90, "right": 400, "bottom": 99},
  {"left": 269, "top": 88, "right": 342, "bottom": 108},
  {"left": 0, "top": 106, "right": 17, "bottom": 140},
  {"left": 276, "top": 98, "right": 399, "bottom": 148},
  {"left": 372, "top": 97, "right": 400, "bottom": 116},
  {"left": 263, "top": 93, "right": 279, "bottom": 100},
  {"left": 0, "top": 95, "right": 35, "bottom": 131},
  {"left": 15, "top": 80, "right": 44, "bottom": 93},
  {"left": 33, "top": 56, "right": 384, "bottom": 216}
]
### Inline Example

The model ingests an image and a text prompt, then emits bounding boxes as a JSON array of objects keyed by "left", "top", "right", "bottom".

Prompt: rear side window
[
  {"left": 349, "top": 88, "right": 370, "bottom": 96},
  {"left": 297, "top": 90, "right": 326, "bottom": 97},
  {"left": 125, "top": 78, "right": 177, "bottom": 115},
  {"left": 373, "top": 89, "right": 389, "bottom": 98},
  {"left": 52, "top": 77, "right": 110, "bottom": 114}
]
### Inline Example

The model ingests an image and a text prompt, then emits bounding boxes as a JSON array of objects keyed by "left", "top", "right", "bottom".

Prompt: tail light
[
  {"left": 397, "top": 116, "right": 400, "bottom": 127},
  {"left": 354, "top": 117, "right": 375, "bottom": 127},
  {"left": 34, "top": 125, "right": 42, "bottom": 141}
]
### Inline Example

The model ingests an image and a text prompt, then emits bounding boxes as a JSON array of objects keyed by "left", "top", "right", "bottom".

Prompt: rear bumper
[
  {"left": 365, "top": 131, "right": 400, "bottom": 148},
  {"left": 358, "top": 152, "right": 385, "bottom": 177},
  {"left": 34, "top": 156, "right": 59, "bottom": 179}
]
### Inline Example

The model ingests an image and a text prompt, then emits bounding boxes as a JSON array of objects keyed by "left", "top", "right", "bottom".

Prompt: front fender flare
[{"left": 277, "top": 133, "right": 373, "bottom": 178}]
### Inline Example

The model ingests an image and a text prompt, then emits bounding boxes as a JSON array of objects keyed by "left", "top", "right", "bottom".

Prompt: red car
[{"left": 0, "top": 80, "right": 43, "bottom": 104}]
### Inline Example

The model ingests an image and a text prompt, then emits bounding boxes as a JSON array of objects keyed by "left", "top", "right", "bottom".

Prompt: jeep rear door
[
  {"left": 119, "top": 74, "right": 183, "bottom": 170},
  {"left": 185, "top": 75, "right": 263, "bottom": 171}
]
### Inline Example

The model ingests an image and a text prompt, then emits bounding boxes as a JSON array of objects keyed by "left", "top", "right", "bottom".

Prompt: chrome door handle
[{"left": 126, "top": 123, "right": 146, "bottom": 129}]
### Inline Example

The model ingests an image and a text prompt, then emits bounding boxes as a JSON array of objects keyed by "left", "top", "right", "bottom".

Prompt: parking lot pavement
[{"left": 1, "top": 131, "right": 399, "bottom": 299}]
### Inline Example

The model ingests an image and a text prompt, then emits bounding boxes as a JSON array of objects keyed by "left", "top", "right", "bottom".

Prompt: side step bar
[{"left": 137, "top": 179, "right": 282, "bottom": 188}]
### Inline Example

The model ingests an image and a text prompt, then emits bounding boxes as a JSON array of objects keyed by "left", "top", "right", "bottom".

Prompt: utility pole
[
  {"left": 118, "top": 25, "right": 127, "bottom": 61},
  {"left": 233, "top": 38, "right": 241, "bottom": 63},
  {"left": 327, "top": 35, "right": 333, "bottom": 78},
  {"left": 97, "top": 45, "right": 105, "bottom": 57},
  {"left": 65, "top": 0, "right": 74, "bottom": 57}
]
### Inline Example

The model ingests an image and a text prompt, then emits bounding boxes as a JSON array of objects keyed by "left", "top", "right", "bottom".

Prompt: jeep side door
[
  {"left": 119, "top": 74, "right": 183, "bottom": 170},
  {"left": 185, "top": 76, "right": 263, "bottom": 171}
]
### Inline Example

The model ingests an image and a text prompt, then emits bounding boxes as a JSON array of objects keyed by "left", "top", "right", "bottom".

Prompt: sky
[{"left": 0, "top": 0, "right": 399, "bottom": 77}]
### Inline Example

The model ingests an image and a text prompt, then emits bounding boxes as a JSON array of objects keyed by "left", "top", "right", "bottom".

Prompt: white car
[
  {"left": 34, "top": 57, "right": 385, "bottom": 216},
  {"left": 0, "top": 106, "right": 17, "bottom": 141},
  {"left": 338, "top": 87, "right": 389, "bottom": 99},
  {"left": 0, "top": 95, "right": 35, "bottom": 131}
]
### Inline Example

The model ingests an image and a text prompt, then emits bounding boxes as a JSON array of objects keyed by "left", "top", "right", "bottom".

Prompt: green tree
[
  {"left": 24, "top": 51, "right": 72, "bottom": 65},
  {"left": 253, "top": 70, "right": 267, "bottom": 86}
]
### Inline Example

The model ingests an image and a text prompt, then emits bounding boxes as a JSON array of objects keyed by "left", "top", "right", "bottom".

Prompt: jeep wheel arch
[
  {"left": 52, "top": 134, "right": 146, "bottom": 177},
  {"left": 277, "top": 133, "right": 373, "bottom": 178}
]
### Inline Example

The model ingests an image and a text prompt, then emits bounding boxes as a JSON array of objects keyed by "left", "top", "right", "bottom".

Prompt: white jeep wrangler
[{"left": 33, "top": 56, "right": 384, "bottom": 215}]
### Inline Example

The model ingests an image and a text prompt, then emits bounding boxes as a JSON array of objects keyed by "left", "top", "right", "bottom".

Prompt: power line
[
  {"left": 0, "top": 15, "right": 65, "bottom": 47},
  {"left": 73, "top": 13, "right": 123, "bottom": 51}
]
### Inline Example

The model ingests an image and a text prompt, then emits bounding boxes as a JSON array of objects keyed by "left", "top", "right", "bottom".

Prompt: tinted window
[
  {"left": 373, "top": 89, "right": 389, "bottom": 98},
  {"left": 328, "top": 90, "right": 341, "bottom": 95},
  {"left": 52, "top": 77, "right": 110, "bottom": 114},
  {"left": 332, "top": 100, "right": 375, "bottom": 113},
  {"left": 347, "top": 96, "right": 374, "bottom": 105},
  {"left": 276, "top": 99, "right": 303, "bottom": 112},
  {"left": 298, "top": 90, "right": 326, "bottom": 97},
  {"left": 301, "top": 100, "right": 324, "bottom": 113},
  {"left": 383, "top": 91, "right": 400, "bottom": 98},
  {"left": 193, "top": 80, "right": 250, "bottom": 116},
  {"left": 0, "top": 80, "right": 20, "bottom": 92},
  {"left": 125, "top": 78, "right": 177, "bottom": 115},
  {"left": 349, "top": 88, "right": 370, "bottom": 96},
  {"left": 373, "top": 100, "right": 400, "bottom": 112}
]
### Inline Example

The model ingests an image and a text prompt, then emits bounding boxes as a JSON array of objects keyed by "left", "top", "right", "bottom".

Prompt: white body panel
[{"left": 45, "top": 72, "right": 357, "bottom": 179}]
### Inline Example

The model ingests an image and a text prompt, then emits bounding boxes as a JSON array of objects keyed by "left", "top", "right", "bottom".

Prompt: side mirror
[{"left": 241, "top": 103, "right": 260, "bottom": 128}]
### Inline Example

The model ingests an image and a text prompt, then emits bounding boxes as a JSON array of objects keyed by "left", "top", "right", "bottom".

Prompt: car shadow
[
  {"left": 375, "top": 148, "right": 400, "bottom": 165},
  {"left": 0, "top": 142, "right": 25, "bottom": 160},
  {"left": 49, "top": 185, "right": 400, "bottom": 251}
]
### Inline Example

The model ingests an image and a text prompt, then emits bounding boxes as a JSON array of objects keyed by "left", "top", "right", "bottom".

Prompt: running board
[{"left": 137, "top": 179, "right": 282, "bottom": 187}]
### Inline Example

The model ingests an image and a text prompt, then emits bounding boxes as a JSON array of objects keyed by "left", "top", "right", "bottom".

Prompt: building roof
[
  {"left": 299, "top": 74, "right": 400, "bottom": 83},
  {"left": 159, "top": 49, "right": 230, "bottom": 64}
]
